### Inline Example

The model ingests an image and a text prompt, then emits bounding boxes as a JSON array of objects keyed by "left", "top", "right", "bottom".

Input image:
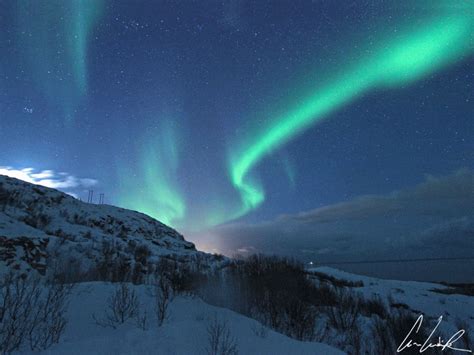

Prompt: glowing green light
[
  {"left": 118, "top": 122, "right": 186, "bottom": 227},
  {"left": 228, "top": 13, "right": 473, "bottom": 221},
  {"left": 16, "top": 0, "right": 103, "bottom": 121}
]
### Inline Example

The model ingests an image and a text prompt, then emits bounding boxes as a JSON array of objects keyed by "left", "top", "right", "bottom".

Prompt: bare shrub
[
  {"left": 134, "top": 244, "right": 151, "bottom": 265},
  {"left": 48, "top": 255, "right": 84, "bottom": 284},
  {"left": 348, "top": 323, "right": 362, "bottom": 355},
  {"left": 371, "top": 316, "right": 395, "bottom": 355},
  {"left": 360, "top": 294, "right": 387, "bottom": 319},
  {"left": 388, "top": 311, "right": 430, "bottom": 352},
  {"left": 88, "top": 241, "right": 132, "bottom": 283},
  {"left": 111, "top": 254, "right": 131, "bottom": 283},
  {"left": 206, "top": 316, "right": 238, "bottom": 355},
  {"left": 283, "top": 298, "right": 317, "bottom": 340},
  {"left": 311, "top": 283, "right": 338, "bottom": 307},
  {"left": 93, "top": 283, "right": 139, "bottom": 329},
  {"left": 0, "top": 274, "right": 41, "bottom": 352},
  {"left": 27, "top": 282, "right": 72, "bottom": 350},
  {"left": 326, "top": 288, "right": 360, "bottom": 331},
  {"left": 371, "top": 310, "right": 434, "bottom": 355},
  {"left": 156, "top": 258, "right": 199, "bottom": 295},
  {"left": 149, "top": 277, "right": 172, "bottom": 327},
  {"left": 455, "top": 318, "right": 471, "bottom": 351},
  {"left": 131, "top": 262, "right": 145, "bottom": 284},
  {"left": 0, "top": 273, "right": 71, "bottom": 353}
]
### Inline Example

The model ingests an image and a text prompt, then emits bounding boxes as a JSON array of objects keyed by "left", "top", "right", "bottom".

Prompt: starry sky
[{"left": 1, "top": 1, "right": 473, "bottom": 278}]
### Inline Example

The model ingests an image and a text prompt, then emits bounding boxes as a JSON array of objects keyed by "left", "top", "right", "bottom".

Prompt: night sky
[{"left": 1, "top": 1, "right": 473, "bottom": 278}]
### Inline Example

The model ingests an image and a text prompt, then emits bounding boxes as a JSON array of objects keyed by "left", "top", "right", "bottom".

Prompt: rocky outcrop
[{"left": 0, "top": 236, "right": 49, "bottom": 275}]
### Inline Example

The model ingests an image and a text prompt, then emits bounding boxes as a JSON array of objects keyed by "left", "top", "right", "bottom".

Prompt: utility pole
[
  {"left": 87, "top": 190, "right": 94, "bottom": 203},
  {"left": 99, "top": 193, "right": 104, "bottom": 205}
]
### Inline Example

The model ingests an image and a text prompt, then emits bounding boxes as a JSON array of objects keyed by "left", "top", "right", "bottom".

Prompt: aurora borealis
[
  {"left": 14, "top": 0, "right": 104, "bottom": 121},
  {"left": 1, "top": 0, "right": 473, "bottom": 237},
  {"left": 227, "top": 8, "right": 474, "bottom": 221},
  {"left": 118, "top": 120, "right": 186, "bottom": 227}
]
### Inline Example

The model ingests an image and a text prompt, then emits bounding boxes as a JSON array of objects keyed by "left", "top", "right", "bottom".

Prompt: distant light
[{"left": 309, "top": 261, "right": 313, "bottom": 265}]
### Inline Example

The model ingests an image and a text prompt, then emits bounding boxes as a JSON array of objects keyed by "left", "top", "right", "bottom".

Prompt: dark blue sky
[{"left": 1, "top": 0, "right": 472, "bottom": 243}]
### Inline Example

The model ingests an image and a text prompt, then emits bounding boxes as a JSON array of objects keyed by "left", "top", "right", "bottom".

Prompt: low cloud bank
[{"left": 194, "top": 169, "right": 474, "bottom": 282}]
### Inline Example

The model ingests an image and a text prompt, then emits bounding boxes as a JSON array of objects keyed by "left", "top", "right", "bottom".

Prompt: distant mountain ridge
[{"left": 0, "top": 174, "right": 216, "bottom": 279}]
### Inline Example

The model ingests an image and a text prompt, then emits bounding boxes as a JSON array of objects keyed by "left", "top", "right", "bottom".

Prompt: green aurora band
[
  {"left": 118, "top": 122, "right": 186, "bottom": 228},
  {"left": 227, "top": 10, "right": 474, "bottom": 222},
  {"left": 16, "top": 0, "right": 103, "bottom": 121}
]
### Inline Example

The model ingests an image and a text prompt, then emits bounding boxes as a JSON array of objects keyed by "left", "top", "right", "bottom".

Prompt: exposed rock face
[{"left": 0, "top": 236, "right": 49, "bottom": 275}]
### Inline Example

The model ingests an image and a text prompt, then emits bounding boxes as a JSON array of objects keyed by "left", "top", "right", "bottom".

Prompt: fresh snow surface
[{"left": 21, "top": 282, "right": 344, "bottom": 355}]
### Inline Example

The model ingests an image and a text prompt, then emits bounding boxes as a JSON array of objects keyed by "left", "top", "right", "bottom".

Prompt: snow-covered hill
[{"left": 0, "top": 175, "right": 219, "bottom": 279}]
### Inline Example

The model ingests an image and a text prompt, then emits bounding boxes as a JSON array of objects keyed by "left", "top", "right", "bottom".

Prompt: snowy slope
[
  {"left": 312, "top": 267, "right": 474, "bottom": 325},
  {"left": 25, "top": 282, "right": 344, "bottom": 355},
  {"left": 309, "top": 266, "right": 474, "bottom": 351},
  {"left": 0, "top": 175, "right": 220, "bottom": 278}
]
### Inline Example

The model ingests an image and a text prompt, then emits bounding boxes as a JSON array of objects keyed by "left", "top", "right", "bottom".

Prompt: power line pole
[{"left": 87, "top": 190, "right": 94, "bottom": 203}]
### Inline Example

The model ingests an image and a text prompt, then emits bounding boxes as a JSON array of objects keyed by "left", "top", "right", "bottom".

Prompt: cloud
[
  {"left": 193, "top": 169, "right": 474, "bottom": 281},
  {"left": 0, "top": 166, "right": 98, "bottom": 196},
  {"left": 415, "top": 217, "right": 474, "bottom": 250},
  {"left": 282, "top": 169, "right": 474, "bottom": 224},
  {"left": 236, "top": 246, "right": 257, "bottom": 254}
]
